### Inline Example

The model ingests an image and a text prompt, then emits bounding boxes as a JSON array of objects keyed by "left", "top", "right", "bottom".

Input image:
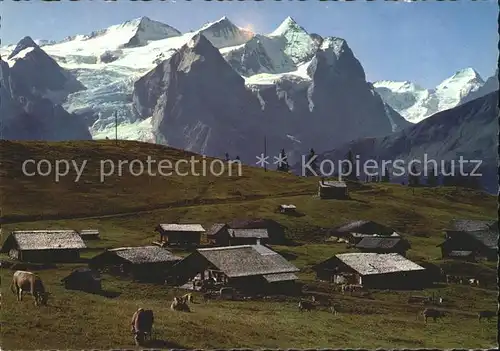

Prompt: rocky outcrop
[
  {"left": 133, "top": 33, "right": 409, "bottom": 163},
  {"left": 0, "top": 58, "right": 91, "bottom": 141},
  {"left": 7, "top": 36, "right": 86, "bottom": 104}
]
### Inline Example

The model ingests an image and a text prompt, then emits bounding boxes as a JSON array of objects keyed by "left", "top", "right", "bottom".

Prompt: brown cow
[
  {"left": 10, "top": 271, "right": 49, "bottom": 306},
  {"left": 298, "top": 300, "right": 316, "bottom": 312},
  {"left": 422, "top": 308, "right": 446, "bottom": 323},
  {"left": 170, "top": 296, "right": 190, "bottom": 312},
  {"left": 131, "top": 308, "right": 154, "bottom": 345}
]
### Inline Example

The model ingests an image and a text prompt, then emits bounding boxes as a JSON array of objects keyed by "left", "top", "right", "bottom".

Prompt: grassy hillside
[{"left": 1, "top": 140, "right": 498, "bottom": 349}]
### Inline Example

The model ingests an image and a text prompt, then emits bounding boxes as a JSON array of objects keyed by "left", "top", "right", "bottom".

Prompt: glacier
[{"left": 374, "top": 68, "right": 486, "bottom": 123}]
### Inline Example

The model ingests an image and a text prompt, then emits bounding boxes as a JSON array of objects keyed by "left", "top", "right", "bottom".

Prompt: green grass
[{"left": 1, "top": 140, "right": 498, "bottom": 349}]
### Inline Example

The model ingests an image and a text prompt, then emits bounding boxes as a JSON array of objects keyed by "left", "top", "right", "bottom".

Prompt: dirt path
[{"left": 1, "top": 191, "right": 315, "bottom": 224}]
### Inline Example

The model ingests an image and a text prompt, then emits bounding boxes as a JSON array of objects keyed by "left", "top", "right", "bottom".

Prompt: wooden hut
[
  {"left": 61, "top": 267, "right": 101, "bottom": 292},
  {"left": 89, "top": 246, "right": 182, "bottom": 282},
  {"left": 227, "top": 218, "right": 286, "bottom": 245},
  {"left": 312, "top": 253, "right": 427, "bottom": 289},
  {"left": 437, "top": 219, "right": 498, "bottom": 261},
  {"left": 0, "top": 230, "right": 87, "bottom": 262},
  {"left": 329, "top": 220, "right": 398, "bottom": 244},
  {"left": 228, "top": 229, "right": 269, "bottom": 246},
  {"left": 170, "top": 245, "right": 300, "bottom": 295},
  {"left": 278, "top": 204, "right": 297, "bottom": 214},
  {"left": 205, "top": 223, "right": 230, "bottom": 246},
  {"left": 318, "top": 180, "right": 348, "bottom": 199},
  {"left": 355, "top": 237, "right": 411, "bottom": 256},
  {"left": 78, "top": 229, "right": 100, "bottom": 240},
  {"left": 155, "top": 224, "right": 205, "bottom": 246}
]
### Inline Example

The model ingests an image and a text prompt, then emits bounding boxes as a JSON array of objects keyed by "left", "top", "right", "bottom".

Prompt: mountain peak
[
  {"left": 197, "top": 16, "right": 252, "bottom": 49},
  {"left": 8, "top": 36, "right": 39, "bottom": 60},
  {"left": 451, "top": 67, "right": 482, "bottom": 79},
  {"left": 437, "top": 67, "right": 484, "bottom": 90},
  {"left": 269, "top": 16, "right": 304, "bottom": 37}
]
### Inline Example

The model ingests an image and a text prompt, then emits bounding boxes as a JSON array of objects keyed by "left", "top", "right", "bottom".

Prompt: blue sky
[{"left": 1, "top": 0, "right": 498, "bottom": 87}]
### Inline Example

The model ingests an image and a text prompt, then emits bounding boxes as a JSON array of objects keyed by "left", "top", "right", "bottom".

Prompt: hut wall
[
  {"left": 19, "top": 249, "right": 80, "bottom": 263},
  {"left": 319, "top": 186, "right": 348, "bottom": 199},
  {"left": 161, "top": 231, "right": 201, "bottom": 245},
  {"left": 361, "top": 270, "right": 428, "bottom": 289},
  {"left": 229, "top": 237, "right": 268, "bottom": 246},
  {"left": 213, "top": 231, "right": 230, "bottom": 246},
  {"left": 265, "top": 280, "right": 299, "bottom": 295}
]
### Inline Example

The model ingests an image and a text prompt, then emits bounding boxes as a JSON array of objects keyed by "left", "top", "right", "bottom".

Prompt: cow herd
[{"left": 7, "top": 270, "right": 498, "bottom": 346}]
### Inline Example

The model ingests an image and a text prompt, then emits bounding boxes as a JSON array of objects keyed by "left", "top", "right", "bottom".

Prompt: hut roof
[
  {"left": 227, "top": 218, "right": 286, "bottom": 230},
  {"left": 449, "top": 219, "right": 498, "bottom": 232},
  {"left": 205, "top": 223, "right": 228, "bottom": 237},
  {"left": 463, "top": 230, "right": 498, "bottom": 249},
  {"left": 355, "top": 237, "right": 407, "bottom": 250},
  {"left": 262, "top": 272, "right": 298, "bottom": 282},
  {"left": 229, "top": 229, "right": 269, "bottom": 239},
  {"left": 279, "top": 204, "right": 296, "bottom": 209},
  {"left": 79, "top": 229, "right": 99, "bottom": 235},
  {"left": 448, "top": 250, "right": 474, "bottom": 257},
  {"left": 61, "top": 267, "right": 100, "bottom": 282},
  {"left": 107, "top": 246, "right": 182, "bottom": 264},
  {"left": 196, "top": 245, "right": 299, "bottom": 278},
  {"left": 335, "top": 253, "right": 425, "bottom": 276},
  {"left": 319, "top": 181, "right": 346, "bottom": 188},
  {"left": 4, "top": 230, "right": 86, "bottom": 251},
  {"left": 332, "top": 220, "right": 395, "bottom": 235},
  {"left": 157, "top": 224, "right": 205, "bottom": 232}
]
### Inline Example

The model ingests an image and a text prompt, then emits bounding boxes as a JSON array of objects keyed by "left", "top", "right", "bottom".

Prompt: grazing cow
[
  {"left": 422, "top": 308, "right": 446, "bottom": 323},
  {"left": 131, "top": 308, "right": 154, "bottom": 345},
  {"left": 311, "top": 295, "right": 333, "bottom": 308},
  {"left": 10, "top": 271, "right": 49, "bottom": 306},
  {"left": 181, "top": 293, "right": 194, "bottom": 303},
  {"left": 478, "top": 310, "right": 496, "bottom": 322},
  {"left": 468, "top": 278, "right": 480, "bottom": 286},
  {"left": 298, "top": 300, "right": 316, "bottom": 312},
  {"left": 170, "top": 297, "right": 190, "bottom": 312},
  {"left": 329, "top": 305, "right": 339, "bottom": 315}
]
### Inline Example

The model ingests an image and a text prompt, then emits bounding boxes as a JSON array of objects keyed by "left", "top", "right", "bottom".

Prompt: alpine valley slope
[
  {"left": 304, "top": 91, "right": 499, "bottom": 194},
  {"left": 374, "top": 68, "right": 497, "bottom": 123},
  {"left": 1, "top": 16, "right": 410, "bottom": 163}
]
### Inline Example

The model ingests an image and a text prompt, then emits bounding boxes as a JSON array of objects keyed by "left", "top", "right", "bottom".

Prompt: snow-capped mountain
[
  {"left": 4, "top": 15, "right": 492, "bottom": 162},
  {"left": 0, "top": 54, "right": 91, "bottom": 141},
  {"left": 1, "top": 15, "right": 411, "bottom": 149},
  {"left": 131, "top": 28, "right": 409, "bottom": 163},
  {"left": 374, "top": 68, "right": 487, "bottom": 123},
  {"left": 197, "top": 16, "right": 254, "bottom": 49},
  {"left": 223, "top": 17, "right": 319, "bottom": 77},
  {"left": 6, "top": 36, "right": 86, "bottom": 104}
]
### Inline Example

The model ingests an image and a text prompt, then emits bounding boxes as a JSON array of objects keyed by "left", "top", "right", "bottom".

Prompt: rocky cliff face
[
  {"left": 0, "top": 55, "right": 91, "bottom": 141},
  {"left": 133, "top": 34, "right": 286, "bottom": 162},
  {"left": 133, "top": 32, "right": 410, "bottom": 163},
  {"left": 7, "top": 36, "right": 86, "bottom": 105}
]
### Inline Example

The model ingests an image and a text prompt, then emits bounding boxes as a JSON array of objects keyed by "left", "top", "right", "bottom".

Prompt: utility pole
[
  {"left": 264, "top": 135, "right": 267, "bottom": 172},
  {"left": 115, "top": 111, "right": 118, "bottom": 145}
]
